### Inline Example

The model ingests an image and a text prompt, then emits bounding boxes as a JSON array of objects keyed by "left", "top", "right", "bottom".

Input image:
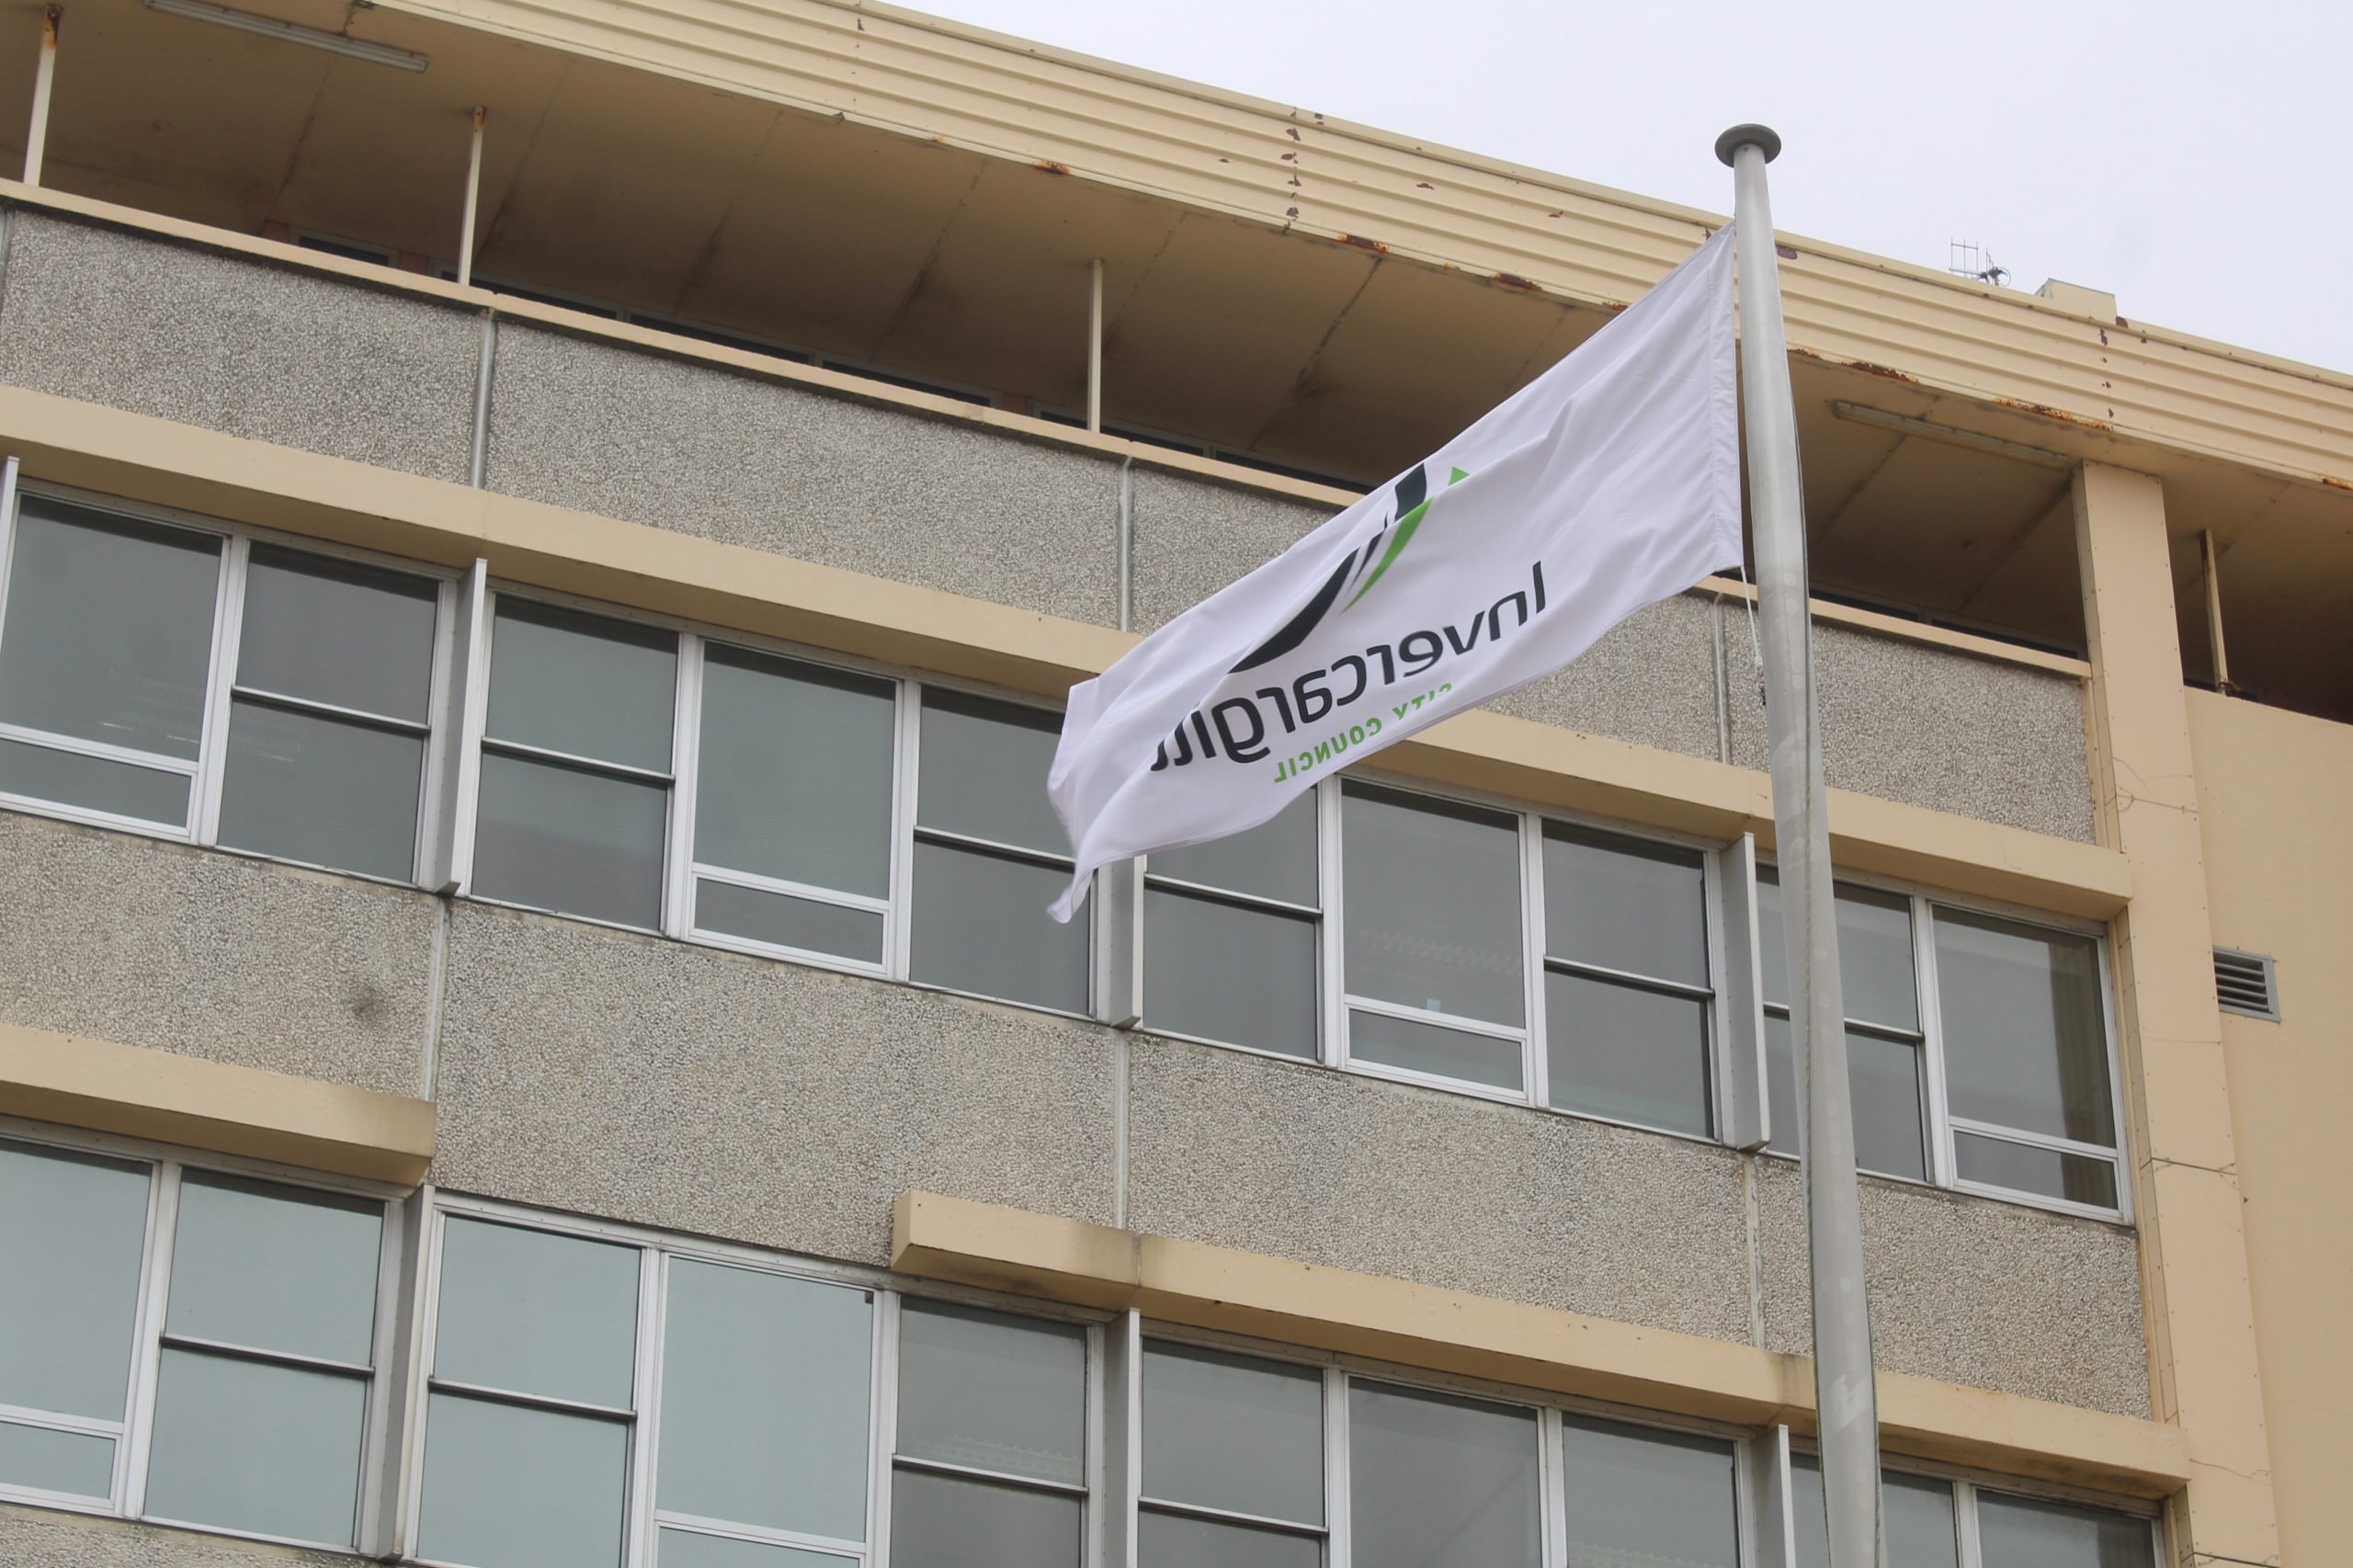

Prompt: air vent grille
[{"left": 2213, "top": 949, "right": 2279, "bottom": 1021}]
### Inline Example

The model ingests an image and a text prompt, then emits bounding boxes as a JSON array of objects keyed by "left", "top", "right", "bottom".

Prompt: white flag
[{"left": 1047, "top": 223, "right": 1739, "bottom": 920}]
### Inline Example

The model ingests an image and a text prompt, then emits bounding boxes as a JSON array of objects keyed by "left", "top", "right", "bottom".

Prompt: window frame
[
  {"left": 1754, "top": 859, "right": 2132, "bottom": 1223},
  {"left": 0, "top": 1119, "right": 406, "bottom": 1554},
  {"left": 0, "top": 473, "right": 460, "bottom": 884},
  {"left": 404, "top": 1192, "right": 1108, "bottom": 1568}
]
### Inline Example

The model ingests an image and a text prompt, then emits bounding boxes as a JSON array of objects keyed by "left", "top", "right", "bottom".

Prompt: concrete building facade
[{"left": 0, "top": 4, "right": 2341, "bottom": 1567}]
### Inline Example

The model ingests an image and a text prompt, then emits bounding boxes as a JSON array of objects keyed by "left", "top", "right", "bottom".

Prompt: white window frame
[
  {"left": 0, "top": 1119, "right": 406, "bottom": 1554},
  {"left": 0, "top": 473, "right": 459, "bottom": 886},
  {"left": 404, "top": 1192, "right": 1108, "bottom": 1568},
  {"left": 1753, "top": 860, "right": 2132, "bottom": 1224}
]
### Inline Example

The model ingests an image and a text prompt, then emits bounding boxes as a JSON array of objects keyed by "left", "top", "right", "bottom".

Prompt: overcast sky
[{"left": 922, "top": 0, "right": 2350, "bottom": 376}]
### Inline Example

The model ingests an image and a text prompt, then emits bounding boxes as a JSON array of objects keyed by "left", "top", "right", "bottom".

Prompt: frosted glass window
[
  {"left": 1976, "top": 1490, "right": 2153, "bottom": 1568},
  {"left": 890, "top": 1467, "right": 1080, "bottom": 1568},
  {"left": 0, "top": 1422, "right": 114, "bottom": 1499},
  {"left": 0, "top": 737, "right": 189, "bottom": 824},
  {"left": 1790, "top": 1457, "right": 1959, "bottom": 1568},
  {"left": 142, "top": 1349, "right": 366, "bottom": 1545},
  {"left": 1766, "top": 1016, "right": 1930, "bottom": 1182},
  {"left": 1348, "top": 1382, "right": 1539, "bottom": 1568},
  {"left": 165, "top": 1172, "right": 381, "bottom": 1364},
  {"left": 915, "top": 689, "right": 1065, "bottom": 854},
  {"left": 417, "top": 1391, "right": 629, "bottom": 1568},
  {"left": 216, "top": 702, "right": 426, "bottom": 881},
  {"left": 656, "top": 1260, "right": 872, "bottom": 1543},
  {"left": 694, "top": 879, "right": 884, "bottom": 965},
  {"left": 485, "top": 600, "right": 675, "bottom": 773},
  {"left": 1545, "top": 971, "right": 1711, "bottom": 1135},
  {"left": 1349, "top": 1008, "right": 1523, "bottom": 1091},
  {"left": 658, "top": 1530, "right": 852, "bottom": 1568},
  {"left": 472, "top": 752, "right": 667, "bottom": 929},
  {"left": 235, "top": 545, "right": 437, "bottom": 723},
  {"left": 1139, "top": 1510, "right": 1322, "bottom": 1568},
  {"left": 1144, "top": 792, "right": 1321, "bottom": 1057},
  {"left": 1543, "top": 825, "right": 1708, "bottom": 987}
]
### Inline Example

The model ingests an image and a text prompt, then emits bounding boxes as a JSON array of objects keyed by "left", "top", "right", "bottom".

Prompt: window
[
  {"left": 1759, "top": 870, "right": 1931, "bottom": 1181},
  {"left": 472, "top": 598, "right": 679, "bottom": 930},
  {"left": 908, "top": 689, "right": 1090, "bottom": 1014},
  {"left": 1789, "top": 1455, "right": 2156, "bottom": 1568},
  {"left": 688, "top": 645, "right": 897, "bottom": 969},
  {"left": 1340, "top": 783, "right": 1529, "bottom": 1094},
  {"left": 1349, "top": 1382, "right": 1540, "bottom": 1568},
  {"left": 1542, "top": 827, "right": 1717, "bottom": 1136},
  {"left": 1935, "top": 912, "right": 2120, "bottom": 1210},
  {"left": 413, "top": 1209, "right": 885, "bottom": 1568},
  {"left": 1559, "top": 1416, "right": 1739, "bottom": 1568},
  {"left": 0, "top": 483, "right": 446, "bottom": 881},
  {"left": 1140, "top": 1341, "right": 1324, "bottom": 1564},
  {"left": 891, "top": 1301, "right": 1088, "bottom": 1568},
  {"left": 0, "top": 1137, "right": 391, "bottom": 1551},
  {"left": 1142, "top": 794, "right": 1321, "bottom": 1059}
]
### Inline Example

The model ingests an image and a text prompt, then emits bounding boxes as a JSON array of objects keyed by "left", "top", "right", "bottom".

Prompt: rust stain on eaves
[
  {"left": 1493, "top": 271, "right": 1541, "bottom": 292},
  {"left": 1333, "top": 233, "right": 1387, "bottom": 253},
  {"left": 2321, "top": 474, "right": 2352, "bottom": 492},
  {"left": 1993, "top": 397, "right": 2110, "bottom": 433},
  {"left": 1032, "top": 160, "right": 1070, "bottom": 176}
]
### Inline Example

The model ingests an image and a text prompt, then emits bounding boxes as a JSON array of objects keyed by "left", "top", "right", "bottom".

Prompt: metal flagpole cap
[{"left": 1714, "top": 124, "right": 1782, "bottom": 165}]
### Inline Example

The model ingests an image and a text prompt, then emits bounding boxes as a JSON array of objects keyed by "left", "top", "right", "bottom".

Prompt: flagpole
[{"left": 1717, "top": 125, "right": 1884, "bottom": 1568}]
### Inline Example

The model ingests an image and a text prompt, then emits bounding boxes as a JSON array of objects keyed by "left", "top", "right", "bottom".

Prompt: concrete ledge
[
  {"left": 0, "top": 1021, "right": 435, "bottom": 1184},
  {"left": 0, "top": 387, "right": 2132, "bottom": 922},
  {"left": 892, "top": 1191, "right": 2189, "bottom": 1499}
]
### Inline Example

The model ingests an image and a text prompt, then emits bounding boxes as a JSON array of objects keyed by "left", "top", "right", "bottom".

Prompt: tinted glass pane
[
  {"left": 657, "top": 1260, "right": 871, "bottom": 1541},
  {"left": 696, "top": 647, "right": 894, "bottom": 897},
  {"left": 1764, "top": 1015, "right": 1928, "bottom": 1180},
  {"left": 1757, "top": 870, "right": 1917, "bottom": 1028},
  {"left": 0, "top": 1142, "right": 150, "bottom": 1420},
  {"left": 143, "top": 1348, "right": 365, "bottom": 1546},
  {"left": 472, "top": 753, "right": 667, "bottom": 929},
  {"left": 889, "top": 1468, "right": 1080, "bottom": 1568},
  {"left": 1349, "top": 1009, "right": 1522, "bottom": 1092},
  {"left": 166, "top": 1173, "right": 381, "bottom": 1364},
  {"left": 1150, "top": 791, "right": 1317, "bottom": 906},
  {"left": 1954, "top": 1133, "right": 2120, "bottom": 1209},
  {"left": 1343, "top": 785, "right": 1523, "bottom": 1027},
  {"left": 0, "top": 1420, "right": 114, "bottom": 1497},
  {"left": 1349, "top": 1382, "right": 1539, "bottom": 1568},
  {"left": 1139, "top": 1510, "right": 1322, "bottom": 1568},
  {"left": 694, "top": 880, "right": 884, "bottom": 965},
  {"left": 909, "top": 840, "right": 1089, "bottom": 1013},
  {"left": 1544, "top": 971, "right": 1711, "bottom": 1136},
  {"left": 1142, "top": 1342, "right": 1323, "bottom": 1523},
  {"left": 1559, "top": 1417, "right": 1737, "bottom": 1568},
  {"left": 916, "top": 689, "right": 1066, "bottom": 854},
  {"left": 237, "top": 546, "right": 438, "bottom": 722},
  {"left": 1143, "top": 890, "right": 1316, "bottom": 1058},
  {"left": 896, "top": 1301, "right": 1084, "bottom": 1485},
  {"left": 658, "top": 1529, "right": 852, "bottom": 1568},
  {"left": 416, "top": 1392, "right": 628, "bottom": 1568},
  {"left": 216, "top": 702, "right": 424, "bottom": 879},
  {"left": 0, "top": 736, "right": 190, "bottom": 825},
  {"left": 1542, "top": 825, "right": 1707, "bottom": 986},
  {"left": 1978, "top": 1491, "right": 2153, "bottom": 1568},
  {"left": 1936, "top": 912, "right": 2112, "bottom": 1146},
  {"left": 486, "top": 599, "right": 676, "bottom": 772},
  {"left": 1790, "top": 1457, "right": 1958, "bottom": 1568},
  {"left": 434, "top": 1218, "right": 639, "bottom": 1409},
  {"left": 0, "top": 503, "right": 219, "bottom": 759}
]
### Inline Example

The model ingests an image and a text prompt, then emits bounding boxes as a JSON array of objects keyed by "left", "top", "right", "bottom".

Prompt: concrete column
[{"left": 2072, "top": 463, "right": 2278, "bottom": 1567}]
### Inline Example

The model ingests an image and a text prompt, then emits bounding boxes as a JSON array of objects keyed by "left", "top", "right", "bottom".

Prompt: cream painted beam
[
  {"left": 2074, "top": 464, "right": 2279, "bottom": 1565},
  {"left": 0, "top": 385, "right": 2131, "bottom": 922},
  {"left": 0, "top": 1022, "right": 436, "bottom": 1185},
  {"left": 892, "top": 1192, "right": 2189, "bottom": 1499}
]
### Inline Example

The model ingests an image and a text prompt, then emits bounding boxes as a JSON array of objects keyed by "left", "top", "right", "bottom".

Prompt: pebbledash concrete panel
[
  {"left": 1124, "top": 1033, "right": 1756, "bottom": 1343},
  {"left": 1751, "top": 1159, "right": 2150, "bottom": 1417},
  {"left": 0, "top": 814, "right": 435, "bottom": 1098},
  {"left": 1128, "top": 466, "right": 1336, "bottom": 634},
  {"left": 483, "top": 325, "right": 1125, "bottom": 625},
  {"left": 1725, "top": 614, "right": 2097, "bottom": 843},
  {"left": 0, "top": 212, "right": 480, "bottom": 483},
  {"left": 1486, "top": 592, "right": 1724, "bottom": 761},
  {"left": 0, "top": 1506, "right": 350, "bottom": 1567},
  {"left": 429, "top": 903, "right": 1118, "bottom": 1267}
]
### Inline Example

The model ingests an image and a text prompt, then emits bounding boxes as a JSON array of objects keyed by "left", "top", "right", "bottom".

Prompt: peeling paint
[
  {"left": 1993, "top": 396, "right": 2111, "bottom": 432},
  {"left": 1838, "top": 358, "right": 1920, "bottom": 385},
  {"left": 2321, "top": 475, "right": 2352, "bottom": 492},
  {"left": 1333, "top": 233, "right": 1388, "bottom": 253},
  {"left": 1032, "top": 160, "right": 1070, "bottom": 176},
  {"left": 1493, "top": 271, "right": 1540, "bottom": 292}
]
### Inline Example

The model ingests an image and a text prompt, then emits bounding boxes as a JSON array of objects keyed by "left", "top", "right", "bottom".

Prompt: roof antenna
[{"left": 1949, "top": 240, "right": 2009, "bottom": 288}]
